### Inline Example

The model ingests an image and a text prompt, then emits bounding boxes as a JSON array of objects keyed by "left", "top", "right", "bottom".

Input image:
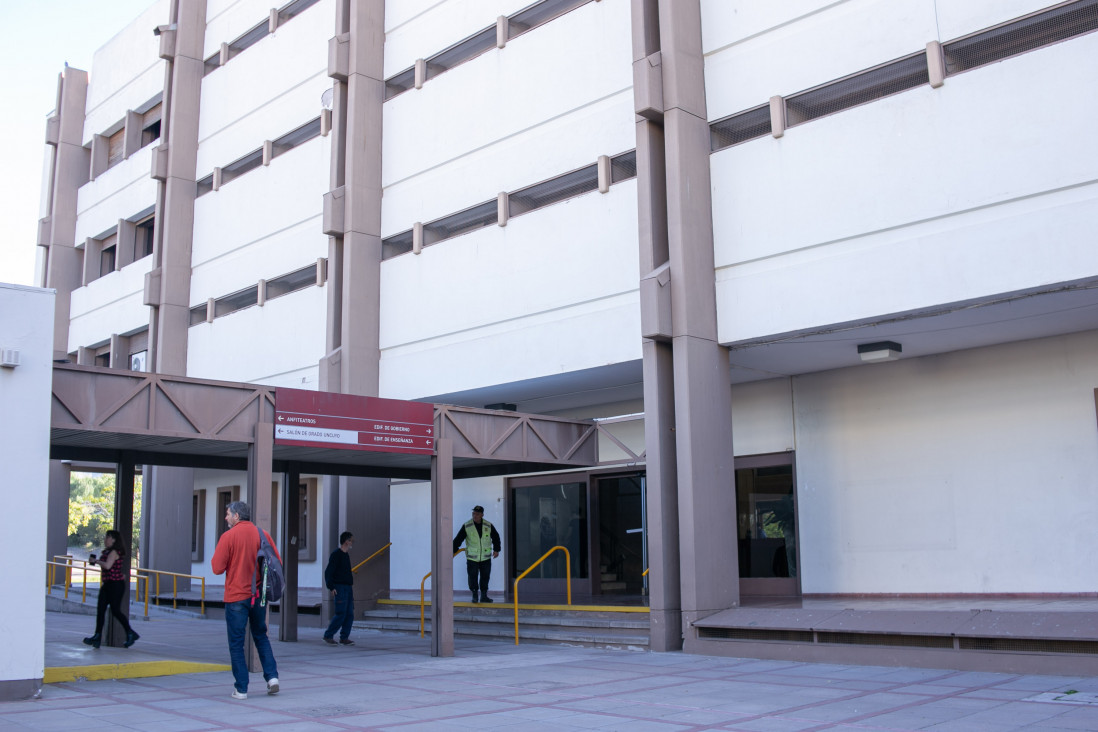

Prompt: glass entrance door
[
  {"left": 509, "top": 475, "right": 590, "bottom": 600},
  {"left": 735, "top": 454, "right": 799, "bottom": 597}
]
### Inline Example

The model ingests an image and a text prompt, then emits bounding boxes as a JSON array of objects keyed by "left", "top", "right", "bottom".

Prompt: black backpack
[{"left": 252, "top": 526, "right": 285, "bottom": 606}]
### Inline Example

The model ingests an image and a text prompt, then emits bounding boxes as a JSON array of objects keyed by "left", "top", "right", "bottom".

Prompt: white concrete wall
[
  {"left": 783, "top": 330, "right": 1098, "bottom": 594},
  {"left": 187, "top": 281, "right": 326, "bottom": 386},
  {"left": 709, "top": 24, "right": 1098, "bottom": 344},
  {"left": 82, "top": 0, "right": 168, "bottom": 146},
  {"left": 197, "top": 0, "right": 332, "bottom": 173},
  {"left": 384, "top": 0, "right": 534, "bottom": 75},
  {"left": 0, "top": 284, "right": 54, "bottom": 694},
  {"left": 190, "top": 473, "right": 325, "bottom": 589},
  {"left": 68, "top": 260, "right": 153, "bottom": 353},
  {"left": 379, "top": 184, "right": 641, "bottom": 400}
]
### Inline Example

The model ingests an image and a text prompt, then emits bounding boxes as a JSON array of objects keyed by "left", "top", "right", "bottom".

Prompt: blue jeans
[
  {"left": 225, "top": 600, "right": 278, "bottom": 693},
  {"left": 324, "top": 585, "right": 354, "bottom": 640}
]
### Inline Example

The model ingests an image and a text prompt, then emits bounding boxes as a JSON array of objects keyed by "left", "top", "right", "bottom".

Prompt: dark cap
[{"left": 472, "top": 505, "right": 485, "bottom": 513}]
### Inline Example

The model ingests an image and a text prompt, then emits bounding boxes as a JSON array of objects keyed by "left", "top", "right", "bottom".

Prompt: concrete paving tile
[
  {"left": 657, "top": 708, "right": 755, "bottom": 725},
  {"left": 386, "top": 699, "right": 522, "bottom": 721},
  {"left": 115, "top": 719, "right": 223, "bottom": 732},
  {"left": 718, "top": 715, "right": 831, "bottom": 732},
  {"left": 244, "top": 722, "right": 350, "bottom": 731},
  {"left": 772, "top": 691, "right": 924, "bottom": 723}
]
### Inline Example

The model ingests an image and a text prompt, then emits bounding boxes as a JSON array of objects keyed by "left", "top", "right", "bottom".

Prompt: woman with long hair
[{"left": 82, "top": 529, "right": 140, "bottom": 649}]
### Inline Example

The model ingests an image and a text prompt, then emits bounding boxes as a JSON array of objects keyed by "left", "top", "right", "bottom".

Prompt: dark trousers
[
  {"left": 95, "top": 579, "right": 134, "bottom": 634},
  {"left": 324, "top": 585, "right": 354, "bottom": 640},
  {"left": 466, "top": 559, "right": 491, "bottom": 596}
]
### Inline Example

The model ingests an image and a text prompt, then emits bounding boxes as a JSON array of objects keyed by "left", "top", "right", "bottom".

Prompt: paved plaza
[{"left": 5, "top": 611, "right": 1098, "bottom": 730}]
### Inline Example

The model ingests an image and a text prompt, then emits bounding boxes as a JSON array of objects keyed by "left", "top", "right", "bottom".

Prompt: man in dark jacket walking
[
  {"left": 453, "top": 505, "right": 501, "bottom": 603},
  {"left": 323, "top": 531, "right": 355, "bottom": 645}
]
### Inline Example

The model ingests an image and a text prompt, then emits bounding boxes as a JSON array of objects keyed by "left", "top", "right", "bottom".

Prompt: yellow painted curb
[
  {"left": 379, "top": 599, "right": 650, "bottom": 613},
  {"left": 44, "top": 660, "right": 230, "bottom": 684}
]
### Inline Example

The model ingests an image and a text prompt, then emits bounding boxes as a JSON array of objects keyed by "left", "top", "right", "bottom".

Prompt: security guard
[{"left": 453, "top": 505, "right": 501, "bottom": 602}]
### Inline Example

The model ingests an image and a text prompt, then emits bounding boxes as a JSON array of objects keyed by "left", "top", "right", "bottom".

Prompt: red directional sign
[{"left": 274, "top": 388, "right": 435, "bottom": 455}]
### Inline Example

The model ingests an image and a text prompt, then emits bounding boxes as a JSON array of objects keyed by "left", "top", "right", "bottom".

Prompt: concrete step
[{"left": 356, "top": 602, "right": 651, "bottom": 650}]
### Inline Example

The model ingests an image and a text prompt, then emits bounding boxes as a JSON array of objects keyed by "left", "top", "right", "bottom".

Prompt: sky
[{"left": 0, "top": 0, "right": 159, "bottom": 287}]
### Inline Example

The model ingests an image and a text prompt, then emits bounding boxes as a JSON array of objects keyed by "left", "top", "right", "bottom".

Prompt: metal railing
[
  {"left": 419, "top": 549, "right": 463, "bottom": 637},
  {"left": 144, "top": 568, "right": 207, "bottom": 614},
  {"left": 352, "top": 542, "right": 392, "bottom": 574},
  {"left": 47, "top": 556, "right": 206, "bottom": 615},
  {"left": 46, "top": 557, "right": 150, "bottom": 618},
  {"left": 513, "top": 545, "right": 571, "bottom": 645}
]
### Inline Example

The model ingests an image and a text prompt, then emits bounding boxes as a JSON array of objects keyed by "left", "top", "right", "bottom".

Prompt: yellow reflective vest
[{"left": 463, "top": 519, "right": 494, "bottom": 561}]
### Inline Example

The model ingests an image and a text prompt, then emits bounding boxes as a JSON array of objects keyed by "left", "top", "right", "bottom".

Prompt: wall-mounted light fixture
[
  {"left": 857, "top": 340, "right": 902, "bottom": 363},
  {"left": 0, "top": 348, "right": 19, "bottom": 369}
]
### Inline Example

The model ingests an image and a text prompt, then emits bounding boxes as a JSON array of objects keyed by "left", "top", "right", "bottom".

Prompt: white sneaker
[
  {"left": 231, "top": 690, "right": 247, "bottom": 700},
  {"left": 267, "top": 678, "right": 280, "bottom": 695}
]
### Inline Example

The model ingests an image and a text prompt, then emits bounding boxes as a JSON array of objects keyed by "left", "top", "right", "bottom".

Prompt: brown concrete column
[
  {"left": 342, "top": 476, "right": 391, "bottom": 617},
  {"left": 658, "top": 0, "right": 739, "bottom": 628},
  {"left": 320, "top": 0, "right": 384, "bottom": 397},
  {"left": 631, "top": 0, "right": 739, "bottom": 649},
  {"left": 41, "top": 68, "right": 89, "bottom": 360},
  {"left": 279, "top": 464, "right": 300, "bottom": 642},
  {"left": 430, "top": 439, "right": 454, "bottom": 657},
  {"left": 150, "top": 0, "right": 206, "bottom": 376},
  {"left": 246, "top": 422, "right": 274, "bottom": 670},
  {"left": 107, "top": 453, "right": 137, "bottom": 648},
  {"left": 141, "top": 466, "right": 195, "bottom": 592}
]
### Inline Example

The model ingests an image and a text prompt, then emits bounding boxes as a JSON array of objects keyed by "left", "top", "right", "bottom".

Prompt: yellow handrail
[
  {"left": 641, "top": 567, "right": 650, "bottom": 577},
  {"left": 352, "top": 542, "right": 392, "bottom": 574},
  {"left": 419, "top": 549, "right": 464, "bottom": 637},
  {"left": 513, "top": 545, "right": 571, "bottom": 645},
  {"left": 139, "top": 568, "right": 207, "bottom": 614},
  {"left": 46, "top": 559, "right": 150, "bottom": 617}
]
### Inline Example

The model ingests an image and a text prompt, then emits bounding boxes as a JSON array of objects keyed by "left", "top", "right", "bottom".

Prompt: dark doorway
[{"left": 594, "top": 473, "right": 645, "bottom": 595}]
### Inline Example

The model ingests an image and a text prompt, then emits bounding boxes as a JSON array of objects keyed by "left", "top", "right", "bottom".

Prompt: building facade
[{"left": 35, "top": 0, "right": 1098, "bottom": 653}]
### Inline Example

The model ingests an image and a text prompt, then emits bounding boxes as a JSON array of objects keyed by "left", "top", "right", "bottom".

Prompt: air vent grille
[
  {"left": 786, "top": 53, "right": 929, "bottom": 127},
  {"left": 710, "top": 105, "right": 771, "bottom": 152}
]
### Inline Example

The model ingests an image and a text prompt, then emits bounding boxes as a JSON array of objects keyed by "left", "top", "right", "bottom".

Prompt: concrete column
[
  {"left": 430, "top": 439, "right": 454, "bottom": 657},
  {"left": 46, "top": 461, "right": 72, "bottom": 561},
  {"left": 150, "top": 0, "right": 207, "bottom": 376},
  {"left": 108, "top": 454, "right": 137, "bottom": 648},
  {"left": 42, "top": 69, "right": 89, "bottom": 361},
  {"left": 341, "top": 476, "right": 391, "bottom": 618},
  {"left": 142, "top": 466, "right": 195, "bottom": 591},
  {"left": 246, "top": 422, "right": 274, "bottom": 671},
  {"left": 631, "top": 0, "right": 738, "bottom": 649},
  {"left": 658, "top": 0, "right": 739, "bottom": 631},
  {"left": 320, "top": 0, "right": 384, "bottom": 398},
  {"left": 279, "top": 464, "right": 300, "bottom": 642}
]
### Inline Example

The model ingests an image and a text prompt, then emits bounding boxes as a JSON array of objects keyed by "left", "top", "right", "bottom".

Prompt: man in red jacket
[{"left": 212, "top": 501, "right": 280, "bottom": 700}]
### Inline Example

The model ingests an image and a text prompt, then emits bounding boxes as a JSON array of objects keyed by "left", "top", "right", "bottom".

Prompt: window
[
  {"left": 141, "top": 103, "right": 162, "bottom": 147},
  {"left": 297, "top": 479, "right": 317, "bottom": 561},
  {"left": 510, "top": 163, "right": 599, "bottom": 216},
  {"left": 189, "top": 303, "right": 208, "bottom": 326},
  {"left": 735, "top": 454, "right": 797, "bottom": 589},
  {"left": 423, "top": 200, "right": 498, "bottom": 246},
  {"left": 216, "top": 486, "right": 240, "bottom": 540},
  {"left": 271, "top": 118, "right": 322, "bottom": 160},
  {"left": 191, "top": 491, "right": 205, "bottom": 561},
  {"left": 134, "top": 215, "right": 155, "bottom": 260},
  {"left": 107, "top": 128, "right": 125, "bottom": 167},
  {"left": 196, "top": 174, "right": 214, "bottom": 198},
  {"left": 94, "top": 351, "right": 111, "bottom": 368},
  {"left": 266, "top": 265, "right": 317, "bottom": 300},
  {"left": 710, "top": 105, "right": 772, "bottom": 152},
  {"left": 785, "top": 53, "right": 928, "bottom": 127},
  {"left": 220, "top": 148, "right": 264, "bottom": 187},
  {"left": 99, "top": 234, "right": 117, "bottom": 278},
  {"left": 213, "top": 286, "right": 259, "bottom": 318},
  {"left": 610, "top": 150, "right": 637, "bottom": 183}
]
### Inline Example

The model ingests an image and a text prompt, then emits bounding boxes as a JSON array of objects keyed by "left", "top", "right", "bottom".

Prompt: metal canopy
[{"left": 49, "top": 365, "right": 599, "bottom": 478}]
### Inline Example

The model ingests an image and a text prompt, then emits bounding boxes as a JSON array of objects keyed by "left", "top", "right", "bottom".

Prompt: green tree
[{"left": 67, "top": 472, "right": 143, "bottom": 560}]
